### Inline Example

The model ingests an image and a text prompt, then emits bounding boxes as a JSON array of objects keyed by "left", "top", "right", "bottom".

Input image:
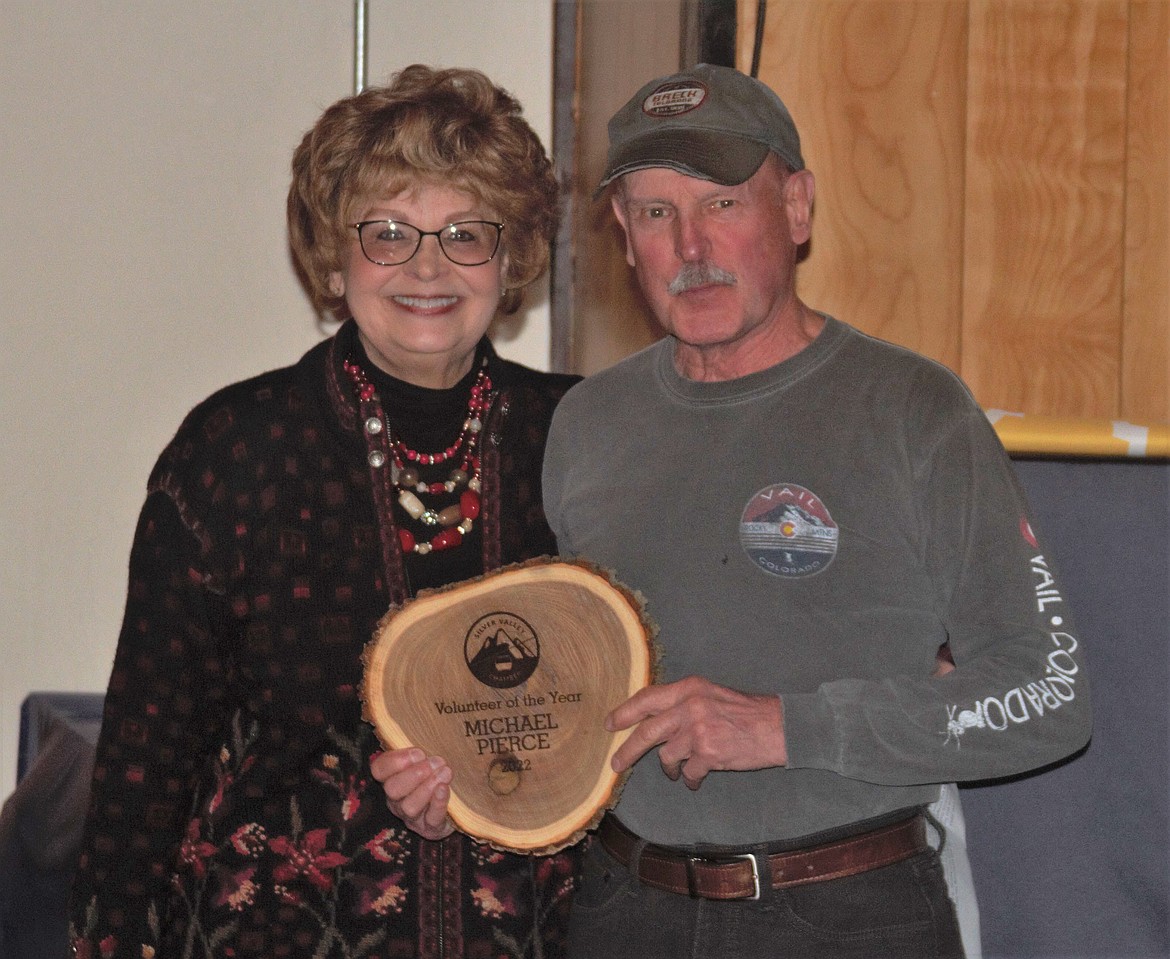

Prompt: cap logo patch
[{"left": 642, "top": 80, "right": 708, "bottom": 118}]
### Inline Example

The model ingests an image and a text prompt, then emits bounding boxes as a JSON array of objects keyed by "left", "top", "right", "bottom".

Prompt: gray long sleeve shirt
[{"left": 542, "top": 317, "right": 1091, "bottom": 846}]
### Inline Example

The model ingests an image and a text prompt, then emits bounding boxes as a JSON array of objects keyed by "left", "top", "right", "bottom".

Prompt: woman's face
[{"left": 330, "top": 181, "right": 506, "bottom": 388}]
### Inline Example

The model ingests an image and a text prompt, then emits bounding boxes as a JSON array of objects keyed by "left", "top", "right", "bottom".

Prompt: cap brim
[{"left": 595, "top": 130, "right": 770, "bottom": 197}]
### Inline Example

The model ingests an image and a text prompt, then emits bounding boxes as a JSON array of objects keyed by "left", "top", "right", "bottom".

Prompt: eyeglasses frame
[{"left": 349, "top": 218, "right": 505, "bottom": 267}]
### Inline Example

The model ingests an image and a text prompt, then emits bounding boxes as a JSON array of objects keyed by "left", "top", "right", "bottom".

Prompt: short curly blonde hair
[{"left": 288, "top": 64, "right": 559, "bottom": 317}]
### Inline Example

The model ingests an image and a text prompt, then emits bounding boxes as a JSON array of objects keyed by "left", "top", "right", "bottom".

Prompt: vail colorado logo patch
[{"left": 740, "top": 484, "right": 839, "bottom": 577}]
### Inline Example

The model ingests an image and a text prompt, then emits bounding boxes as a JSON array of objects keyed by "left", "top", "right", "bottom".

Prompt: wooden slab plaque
[{"left": 362, "top": 558, "right": 657, "bottom": 854}]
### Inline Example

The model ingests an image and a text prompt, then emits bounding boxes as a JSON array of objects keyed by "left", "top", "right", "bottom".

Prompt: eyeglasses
[{"left": 350, "top": 219, "right": 504, "bottom": 267}]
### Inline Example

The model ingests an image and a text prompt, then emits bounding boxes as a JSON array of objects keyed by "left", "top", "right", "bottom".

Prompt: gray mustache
[{"left": 667, "top": 262, "right": 737, "bottom": 295}]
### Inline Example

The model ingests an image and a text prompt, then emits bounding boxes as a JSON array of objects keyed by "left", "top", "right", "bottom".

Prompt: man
[{"left": 540, "top": 63, "right": 1091, "bottom": 958}]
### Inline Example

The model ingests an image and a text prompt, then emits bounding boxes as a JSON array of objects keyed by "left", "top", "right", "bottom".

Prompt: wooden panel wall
[
  {"left": 560, "top": 1, "right": 1168, "bottom": 424},
  {"left": 739, "top": 0, "right": 1168, "bottom": 421},
  {"left": 742, "top": 2, "right": 968, "bottom": 370},
  {"left": 961, "top": 2, "right": 1127, "bottom": 417},
  {"left": 1124, "top": 0, "right": 1170, "bottom": 421}
]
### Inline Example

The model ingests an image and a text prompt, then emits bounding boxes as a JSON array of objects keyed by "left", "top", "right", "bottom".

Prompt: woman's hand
[{"left": 370, "top": 747, "right": 455, "bottom": 840}]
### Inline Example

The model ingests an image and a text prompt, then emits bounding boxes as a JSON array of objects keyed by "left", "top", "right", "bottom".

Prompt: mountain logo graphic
[
  {"left": 464, "top": 612, "right": 541, "bottom": 688},
  {"left": 739, "top": 483, "right": 839, "bottom": 577}
]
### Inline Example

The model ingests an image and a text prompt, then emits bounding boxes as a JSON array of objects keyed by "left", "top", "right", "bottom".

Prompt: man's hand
[
  {"left": 606, "top": 676, "right": 787, "bottom": 790},
  {"left": 370, "top": 747, "right": 455, "bottom": 840}
]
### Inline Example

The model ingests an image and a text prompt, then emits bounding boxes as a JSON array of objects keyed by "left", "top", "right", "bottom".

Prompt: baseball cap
[{"left": 596, "top": 63, "right": 804, "bottom": 195}]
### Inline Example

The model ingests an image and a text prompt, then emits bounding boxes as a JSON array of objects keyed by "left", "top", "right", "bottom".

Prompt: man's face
[{"left": 611, "top": 155, "right": 814, "bottom": 376}]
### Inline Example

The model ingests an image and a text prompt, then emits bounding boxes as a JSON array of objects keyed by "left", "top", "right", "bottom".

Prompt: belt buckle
[
  {"left": 685, "top": 852, "right": 762, "bottom": 901},
  {"left": 735, "top": 853, "right": 762, "bottom": 901}
]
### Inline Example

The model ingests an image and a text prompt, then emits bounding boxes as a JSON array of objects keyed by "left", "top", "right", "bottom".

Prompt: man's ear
[
  {"left": 610, "top": 195, "right": 637, "bottom": 268},
  {"left": 784, "top": 169, "right": 815, "bottom": 245}
]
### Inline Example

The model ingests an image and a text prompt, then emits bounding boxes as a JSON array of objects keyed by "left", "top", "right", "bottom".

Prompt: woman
[{"left": 69, "top": 65, "right": 580, "bottom": 958}]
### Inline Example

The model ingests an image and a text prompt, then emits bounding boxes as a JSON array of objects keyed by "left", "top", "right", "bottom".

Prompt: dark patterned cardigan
[{"left": 69, "top": 320, "right": 582, "bottom": 959}]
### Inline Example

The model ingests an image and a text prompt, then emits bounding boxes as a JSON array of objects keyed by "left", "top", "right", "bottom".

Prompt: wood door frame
[{"left": 550, "top": 0, "right": 739, "bottom": 373}]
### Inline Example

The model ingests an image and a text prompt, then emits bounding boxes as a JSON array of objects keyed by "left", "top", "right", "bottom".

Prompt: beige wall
[{"left": 0, "top": 1, "right": 555, "bottom": 793}]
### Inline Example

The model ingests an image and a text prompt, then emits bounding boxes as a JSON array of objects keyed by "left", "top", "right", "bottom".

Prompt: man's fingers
[
  {"left": 607, "top": 682, "right": 689, "bottom": 731},
  {"left": 609, "top": 678, "right": 716, "bottom": 772},
  {"left": 680, "top": 755, "right": 710, "bottom": 790},
  {"left": 611, "top": 678, "right": 786, "bottom": 786},
  {"left": 612, "top": 708, "right": 681, "bottom": 772}
]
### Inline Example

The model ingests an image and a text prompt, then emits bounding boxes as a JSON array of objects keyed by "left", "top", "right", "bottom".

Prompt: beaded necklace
[{"left": 343, "top": 356, "right": 494, "bottom": 555}]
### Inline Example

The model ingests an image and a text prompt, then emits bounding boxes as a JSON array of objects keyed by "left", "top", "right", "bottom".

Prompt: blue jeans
[{"left": 567, "top": 838, "right": 964, "bottom": 958}]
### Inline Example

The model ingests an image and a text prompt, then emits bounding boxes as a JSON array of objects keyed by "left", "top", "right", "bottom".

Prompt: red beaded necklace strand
[{"left": 343, "top": 356, "right": 493, "bottom": 555}]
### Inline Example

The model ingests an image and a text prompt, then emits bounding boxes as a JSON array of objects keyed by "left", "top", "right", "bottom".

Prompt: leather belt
[{"left": 597, "top": 812, "right": 928, "bottom": 901}]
